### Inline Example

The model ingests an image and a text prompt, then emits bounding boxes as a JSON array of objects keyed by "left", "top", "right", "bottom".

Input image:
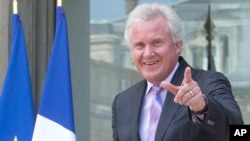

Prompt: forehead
[
  {"left": 131, "top": 17, "right": 168, "bottom": 33},
  {"left": 130, "top": 17, "right": 170, "bottom": 40}
]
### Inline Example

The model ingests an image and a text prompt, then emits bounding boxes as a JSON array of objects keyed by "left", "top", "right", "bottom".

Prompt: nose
[{"left": 143, "top": 45, "right": 154, "bottom": 57}]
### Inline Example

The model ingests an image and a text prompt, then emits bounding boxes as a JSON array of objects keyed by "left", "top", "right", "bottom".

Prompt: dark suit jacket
[{"left": 112, "top": 57, "right": 244, "bottom": 141}]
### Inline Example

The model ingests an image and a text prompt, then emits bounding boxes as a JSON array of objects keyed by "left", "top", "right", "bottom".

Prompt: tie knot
[{"left": 152, "top": 85, "right": 162, "bottom": 95}]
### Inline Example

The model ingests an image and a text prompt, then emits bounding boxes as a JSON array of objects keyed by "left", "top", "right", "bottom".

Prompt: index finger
[
  {"left": 183, "top": 67, "right": 192, "bottom": 84},
  {"left": 160, "top": 81, "right": 179, "bottom": 96}
]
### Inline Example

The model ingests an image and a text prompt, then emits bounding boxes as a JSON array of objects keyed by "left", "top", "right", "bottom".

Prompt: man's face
[{"left": 129, "top": 17, "right": 182, "bottom": 84}]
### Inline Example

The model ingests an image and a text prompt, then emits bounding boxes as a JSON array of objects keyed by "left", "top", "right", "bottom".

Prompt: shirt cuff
[{"left": 191, "top": 113, "right": 205, "bottom": 123}]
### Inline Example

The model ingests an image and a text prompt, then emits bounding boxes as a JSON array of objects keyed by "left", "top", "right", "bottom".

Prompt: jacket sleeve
[{"left": 195, "top": 70, "right": 244, "bottom": 140}]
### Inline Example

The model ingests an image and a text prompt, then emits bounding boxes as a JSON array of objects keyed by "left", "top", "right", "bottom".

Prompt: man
[{"left": 112, "top": 3, "right": 243, "bottom": 141}]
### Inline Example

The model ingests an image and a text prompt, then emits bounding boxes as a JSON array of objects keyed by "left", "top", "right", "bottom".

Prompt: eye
[
  {"left": 133, "top": 42, "right": 145, "bottom": 50},
  {"left": 152, "top": 39, "right": 162, "bottom": 47}
]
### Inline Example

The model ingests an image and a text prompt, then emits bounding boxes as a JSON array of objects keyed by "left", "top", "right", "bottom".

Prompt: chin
[{"left": 144, "top": 75, "right": 158, "bottom": 83}]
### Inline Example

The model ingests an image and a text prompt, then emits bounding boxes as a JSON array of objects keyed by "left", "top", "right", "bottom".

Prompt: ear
[{"left": 175, "top": 40, "right": 183, "bottom": 54}]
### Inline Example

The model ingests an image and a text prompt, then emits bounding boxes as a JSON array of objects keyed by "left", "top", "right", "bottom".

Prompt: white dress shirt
[{"left": 139, "top": 63, "right": 179, "bottom": 141}]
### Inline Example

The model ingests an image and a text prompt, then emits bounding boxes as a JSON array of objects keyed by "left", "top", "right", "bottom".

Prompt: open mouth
[{"left": 144, "top": 61, "right": 159, "bottom": 65}]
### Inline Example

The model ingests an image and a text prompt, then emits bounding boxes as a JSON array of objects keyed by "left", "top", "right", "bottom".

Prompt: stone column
[
  {"left": 126, "top": 0, "right": 138, "bottom": 14},
  {"left": 0, "top": 0, "right": 10, "bottom": 92}
]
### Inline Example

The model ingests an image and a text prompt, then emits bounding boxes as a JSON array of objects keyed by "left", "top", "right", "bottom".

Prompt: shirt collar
[{"left": 146, "top": 62, "right": 179, "bottom": 95}]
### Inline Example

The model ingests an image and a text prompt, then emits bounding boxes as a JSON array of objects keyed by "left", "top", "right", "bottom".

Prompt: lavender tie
[{"left": 147, "top": 85, "right": 163, "bottom": 141}]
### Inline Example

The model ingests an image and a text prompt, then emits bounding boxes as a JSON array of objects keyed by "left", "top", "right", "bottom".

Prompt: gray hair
[{"left": 124, "top": 3, "right": 183, "bottom": 45}]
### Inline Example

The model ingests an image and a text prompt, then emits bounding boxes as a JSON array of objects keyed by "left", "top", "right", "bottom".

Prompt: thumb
[{"left": 160, "top": 81, "right": 179, "bottom": 96}]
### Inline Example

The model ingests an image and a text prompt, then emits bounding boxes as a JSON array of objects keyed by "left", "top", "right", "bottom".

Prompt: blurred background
[{"left": 0, "top": 0, "right": 249, "bottom": 140}]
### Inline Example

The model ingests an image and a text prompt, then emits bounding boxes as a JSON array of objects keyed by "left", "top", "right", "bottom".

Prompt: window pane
[{"left": 176, "top": 2, "right": 250, "bottom": 124}]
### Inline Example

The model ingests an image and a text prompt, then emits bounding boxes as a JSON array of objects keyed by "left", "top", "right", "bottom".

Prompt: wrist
[{"left": 191, "top": 94, "right": 208, "bottom": 115}]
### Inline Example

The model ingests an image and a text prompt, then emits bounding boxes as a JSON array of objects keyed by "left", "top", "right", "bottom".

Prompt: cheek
[
  {"left": 163, "top": 46, "right": 179, "bottom": 56},
  {"left": 131, "top": 50, "right": 140, "bottom": 62},
  {"left": 160, "top": 48, "right": 176, "bottom": 63}
]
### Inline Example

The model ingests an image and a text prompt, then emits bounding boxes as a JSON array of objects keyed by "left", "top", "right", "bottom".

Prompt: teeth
[{"left": 145, "top": 61, "right": 157, "bottom": 65}]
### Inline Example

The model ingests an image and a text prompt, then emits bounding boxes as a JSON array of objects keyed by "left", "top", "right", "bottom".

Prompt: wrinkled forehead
[
  {"left": 130, "top": 16, "right": 168, "bottom": 33},
  {"left": 132, "top": 15, "right": 166, "bottom": 26}
]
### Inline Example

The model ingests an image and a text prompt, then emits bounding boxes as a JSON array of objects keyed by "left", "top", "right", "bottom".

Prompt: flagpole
[
  {"left": 57, "top": 0, "right": 62, "bottom": 6},
  {"left": 13, "top": 0, "right": 18, "bottom": 14}
]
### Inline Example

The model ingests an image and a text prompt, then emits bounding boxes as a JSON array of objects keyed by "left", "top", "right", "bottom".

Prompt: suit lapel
[
  {"left": 131, "top": 80, "right": 147, "bottom": 141},
  {"left": 155, "top": 57, "right": 190, "bottom": 141},
  {"left": 155, "top": 93, "right": 180, "bottom": 140}
]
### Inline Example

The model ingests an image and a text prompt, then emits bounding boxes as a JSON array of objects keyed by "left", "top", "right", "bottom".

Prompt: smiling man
[{"left": 112, "top": 3, "right": 243, "bottom": 141}]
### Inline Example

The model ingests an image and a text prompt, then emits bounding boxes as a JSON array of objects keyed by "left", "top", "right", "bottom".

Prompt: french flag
[{"left": 32, "top": 5, "right": 76, "bottom": 141}]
